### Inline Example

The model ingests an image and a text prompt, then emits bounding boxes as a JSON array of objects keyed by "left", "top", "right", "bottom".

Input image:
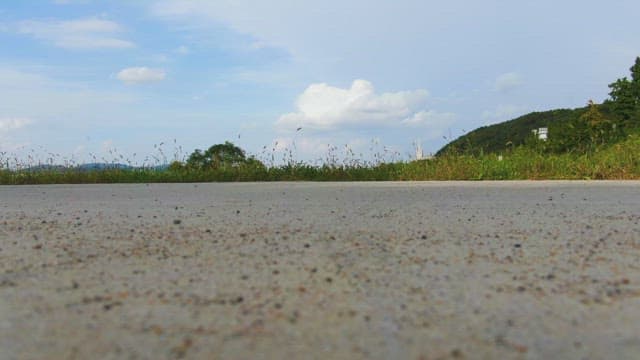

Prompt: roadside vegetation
[
  {"left": 2, "top": 133, "right": 639, "bottom": 184},
  {"left": 1, "top": 57, "right": 639, "bottom": 184}
]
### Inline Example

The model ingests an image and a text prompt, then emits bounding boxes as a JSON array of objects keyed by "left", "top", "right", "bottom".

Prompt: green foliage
[
  {"left": 168, "top": 160, "right": 185, "bottom": 171},
  {"left": 547, "top": 111, "right": 589, "bottom": 153},
  {"left": 186, "top": 141, "right": 263, "bottom": 170},
  {"left": 548, "top": 101, "right": 620, "bottom": 153},
  {"left": 581, "top": 101, "right": 617, "bottom": 147},
  {"left": 608, "top": 77, "right": 636, "bottom": 120},
  {"left": 607, "top": 56, "right": 640, "bottom": 126}
]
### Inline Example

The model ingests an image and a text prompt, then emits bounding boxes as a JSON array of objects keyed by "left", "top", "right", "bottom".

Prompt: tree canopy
[
  {"left": 186, "top": 141, "right": 262, "bottom": 169},
  {"left": 608, "top": 56, "right": 640, "bottom": 126}
]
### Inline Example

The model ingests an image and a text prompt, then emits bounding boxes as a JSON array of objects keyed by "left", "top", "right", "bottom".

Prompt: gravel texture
[{"left": 1, "top": 181, "right": 640, "bottom": 359}]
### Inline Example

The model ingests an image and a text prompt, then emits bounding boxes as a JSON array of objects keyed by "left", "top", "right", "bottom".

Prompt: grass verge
[{"left": 2, "top": 135, "right": 640, "bottom": 184}]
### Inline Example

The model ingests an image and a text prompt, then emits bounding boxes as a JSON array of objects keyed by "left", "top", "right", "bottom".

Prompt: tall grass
[{"left": 1, "top": 135, "right": 640, "bottom": 184}]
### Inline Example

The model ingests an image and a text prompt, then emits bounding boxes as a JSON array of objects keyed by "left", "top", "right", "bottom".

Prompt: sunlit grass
[{"left": 1, "top": 135, "right": 640, "bottom": 184}]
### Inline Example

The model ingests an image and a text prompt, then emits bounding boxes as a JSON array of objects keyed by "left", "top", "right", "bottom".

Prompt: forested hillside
[{"left": 436, "top": 108, "right": 585, "bottom": 155}]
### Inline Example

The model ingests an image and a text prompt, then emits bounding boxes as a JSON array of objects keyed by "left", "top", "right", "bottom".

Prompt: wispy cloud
[
  {"left": 17, "top": 18, "right": 134, "bottom": 49},
  {"left": 0, "top": 117, "right": 32, "bottom": 134},
  {"left": 401, "top": 110, "right": 456, "bottom": 132},
  {"left": 117, "top": 67, "right": 166, "bottom": 84},
  {"left": 0, "top": 64, "right": 136, "bottom": 125},
  {"left": 0, "top": 117, "right": 33, "bottom": 152},
  {"left": 0, "top": 64, "right": 141, "bottom": 159}
]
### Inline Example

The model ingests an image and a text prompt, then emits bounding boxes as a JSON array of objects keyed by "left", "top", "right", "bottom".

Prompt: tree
[
  {"left": 632, "top": 57, "right": 640, "bottom": 114},
  {"left": 548, "top": 101, "right": 616, "bottom": 153},
  {"left": 548, "top": 114, "right": 587, "bottom": 154},
  {"left": 608, "top": 77, "right": 635, "bottom": 119},
  {"left": 168, "top": 160, "right": 185, "bottom": 171},
  {"left": 608, "top": 57, "right": 640, "bottom": 125},
  {"left": 186, "top": 141, "right": 263, "bottom": 170},
  {"left": 580, "top": 100, "right": 614, "bottom": 147}
]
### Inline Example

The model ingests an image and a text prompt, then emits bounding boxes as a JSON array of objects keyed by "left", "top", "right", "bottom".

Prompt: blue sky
[{"left": 1, "top": 0, "right": 639, "bottom": 165}]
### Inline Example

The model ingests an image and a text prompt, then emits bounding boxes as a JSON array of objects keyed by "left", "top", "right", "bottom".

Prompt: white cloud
[
  {"left": 277, "top": 79, "right": 452, "bottom": 132},
  {"left": 17, "top": 18, "right": 134, "bottom": 49},
  {"left": 482, "top": 104, "right": 528, "bottom": 124},
  {"left": 0, "top": 118, "right": 32, "bottom": 134},
  {"left": 117, "top": 67, "right": 166, "bottom": 84},
  {"left": 494, "top": 72, "right": 523, "bottom": 93}
]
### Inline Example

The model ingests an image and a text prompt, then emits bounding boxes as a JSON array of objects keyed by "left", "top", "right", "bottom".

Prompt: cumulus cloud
[
  {"left": 117, "top": 67, "right": 166, "bottom": 84},
  {"left": 17, "top": 18, "right": 134, "bottom": 49},
  {"left": 494, "top": 72, "right": 523, "bottom": 93},
  {"left": 0, "top": 118, "right": 32, "bottom": 134},
  {"left": 482, "top": 104, "right": 528, "bottom": 124},
  {"left": 276, "top": 79, "right": 454, "bottom": 132}
]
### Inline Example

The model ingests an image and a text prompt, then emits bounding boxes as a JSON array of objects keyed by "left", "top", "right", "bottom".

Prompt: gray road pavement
[{"left": 1, "top": 181, "right": 640, "bottom": 359}]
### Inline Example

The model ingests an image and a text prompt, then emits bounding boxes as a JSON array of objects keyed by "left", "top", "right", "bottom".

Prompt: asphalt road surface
[{"left": 1, "top": 181, "right": 640, "bottom": 359}]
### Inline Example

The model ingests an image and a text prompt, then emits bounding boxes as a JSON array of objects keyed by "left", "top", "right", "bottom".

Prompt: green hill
[
  {"left": 436, "top": 108, "right": 585, "bottom": 155},
  {"left": 436, "top": 101, "right": 634, "bottom": 156}
]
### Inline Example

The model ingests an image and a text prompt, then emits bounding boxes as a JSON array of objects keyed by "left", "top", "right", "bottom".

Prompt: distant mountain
[
  {"left": 23, "top": 164, "right": 69, "bottom": 172},
  {"left": 23, "top": 163, "right": 168, "bottom": 172},
  {"left": 76, "top": 163, "right": 134, "bottom": 171}
]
